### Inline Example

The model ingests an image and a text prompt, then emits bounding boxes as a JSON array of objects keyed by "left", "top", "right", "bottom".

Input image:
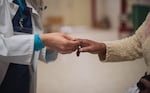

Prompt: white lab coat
[{"left": 0, "top": 0, "right": 53, "bottom": 93}]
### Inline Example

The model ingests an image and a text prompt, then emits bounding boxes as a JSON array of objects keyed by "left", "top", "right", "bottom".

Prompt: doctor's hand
[
  {"left": 78, "top": 39, "right": 106, "bottom": 60},
  {"left": 40, "top": 32, "right": 80, "bottom": 54}
]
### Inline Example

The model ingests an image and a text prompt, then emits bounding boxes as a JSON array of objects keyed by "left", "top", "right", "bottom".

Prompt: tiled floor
[{"left": 37, "top": 28, "right": 146, "bottom": 93}]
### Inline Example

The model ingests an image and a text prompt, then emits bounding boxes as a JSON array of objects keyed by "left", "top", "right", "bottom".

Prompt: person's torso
[{"left": 0, "top": 1, "right": 43, "bottom": 93}]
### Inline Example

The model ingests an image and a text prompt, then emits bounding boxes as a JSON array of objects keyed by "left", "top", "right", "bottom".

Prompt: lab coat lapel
[
  {"left": 26, "top": 0, "right": 40, "bottom": 16},
  {"left": 0, "top": 0, "right": 17, "bottom": 37},
  {"left": 8, "top": 0, "right": 39, "bottom": 18},
  {"left": 8, "top": 0, "right": 19, "bottom": 19},
  {"left": 7, "top": 0, "right": 43, "bottom": 35}
]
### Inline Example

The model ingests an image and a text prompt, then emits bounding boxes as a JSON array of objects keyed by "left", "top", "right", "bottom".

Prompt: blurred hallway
[
  {"left": 38, "top": 0, "right": 150, "bottom": 92},
  {"left": 37, "top": 28, "right": 146, "bottom": 93}
]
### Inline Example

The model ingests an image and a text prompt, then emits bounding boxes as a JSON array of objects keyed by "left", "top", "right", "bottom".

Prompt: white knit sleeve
[{"left": 99, "top": 22, "right": 145, "bottom": 62}]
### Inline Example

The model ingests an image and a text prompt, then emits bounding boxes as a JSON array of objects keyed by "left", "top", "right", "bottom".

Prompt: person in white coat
[
  {"left": 78, "top": 12, "right": 150, "bottom": 93},
  {"left": 0, "top": 0, "right": 79, "bottom": 93}
]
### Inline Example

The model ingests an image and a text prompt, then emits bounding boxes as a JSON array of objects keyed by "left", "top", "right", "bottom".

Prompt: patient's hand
[
  {"left": 77, "top": 39, "right": 106, "bottom": 60},
  {"left": 78, "top": 39, "right": 106, "bottom": 54},
  {"left": 140, "top": 79, "right": 150, "bottom": 93}
]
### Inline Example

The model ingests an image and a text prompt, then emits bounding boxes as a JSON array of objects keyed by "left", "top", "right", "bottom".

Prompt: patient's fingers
[
  {"left": 141, "top": 79, "right": 150, "bottom": 88},
  {"left": 79, "top": 46, "right": 92, "bottom": 52},
  {"left": 77, "top": 39, "right": 91, "bottom": 47}
]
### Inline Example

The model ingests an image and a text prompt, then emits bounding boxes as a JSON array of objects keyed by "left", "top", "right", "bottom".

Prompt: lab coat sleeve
[
  {"left": 0, "top": 35, "right": 34, "bottom": 65},
  {"left": 0, "top": 0, "right": 35, "bottom": 65},
  {"left": 39, "top": 48, "right": 58, "bottom": 63},
  {"left": 0, "top": 0, "right": 3, "bottom": 6},
  {"left": 99, "top": 20, "right": 145, "bottom": 62}
]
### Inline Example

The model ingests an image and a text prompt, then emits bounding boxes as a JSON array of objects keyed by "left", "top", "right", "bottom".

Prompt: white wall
[
  {"left": 43, "top": 0, "right": 121, "bottom": 29},
  {"left": 96, "top": 0, "right": 105, "bottom": 21},
  {"left": 42, "top": 0, "right": 91, "bottom": 26},
  {"left": 105, "top": 0, "right": 121, "bottom": 29},
  {"left": 95, "top": 0, "right": 121, "bottom": 30}
]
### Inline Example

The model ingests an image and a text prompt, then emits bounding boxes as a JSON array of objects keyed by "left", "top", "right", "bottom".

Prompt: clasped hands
[{"left": 40, "top": 32, "right": 106, "bottom": 57}]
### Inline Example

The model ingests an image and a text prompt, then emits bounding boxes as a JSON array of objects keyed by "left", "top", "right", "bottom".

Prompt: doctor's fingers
[
  {"left": 59, "top": 45, "right": 78, "bottom": 52},
  {"left": 54, "top": 43, "right": 78, "bottom": 54},
  {"left": 46, "top": 47, "right": 56, "bottom": 51},
  {"left": 59, "top": 50, "right": 74, "bottom": 54},
  {"left": 77, "top": 39, "right": 92, "bottom": 47},
  {"left": 58, "top": 48, "right": 77, "bottom": 54},
  {"left": 62, "top": 40, "right": 80, "bottom": 50},
  {"left": 63, "top": 34, "right": 76, "bottom": 41}
]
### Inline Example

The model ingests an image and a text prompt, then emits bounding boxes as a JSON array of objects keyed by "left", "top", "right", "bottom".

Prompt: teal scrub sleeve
[{"left": 34, "top": 34, "right": 45, "bottom": 51}]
